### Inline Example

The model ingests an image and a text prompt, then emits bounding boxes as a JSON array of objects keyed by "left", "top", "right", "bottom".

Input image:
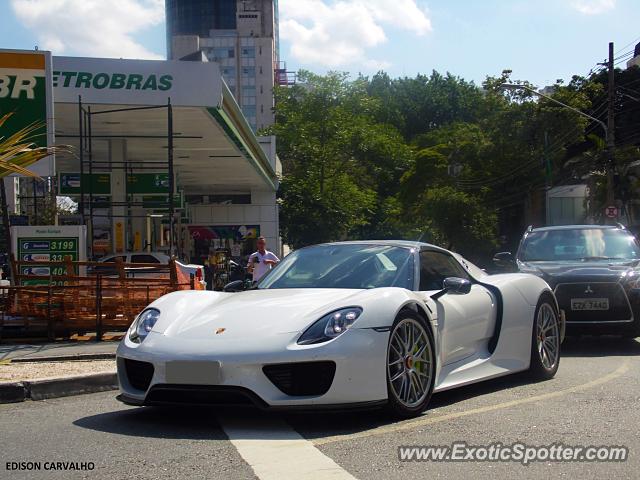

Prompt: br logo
[{"left": 0, "top": 74, "right": 38, "bottom": 100}]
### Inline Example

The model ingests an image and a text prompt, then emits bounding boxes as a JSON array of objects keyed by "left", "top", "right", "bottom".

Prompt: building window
[
  {"left": 241, "top": 47, "right": 255, "bottom": 58},
  {"left": 241, "top": 66, "right": 256, "bottom": 77},
  {"left": 166, "top": 0, "right": 236, "bottom": 39},
  {"left": 221, "top": 66, "right": 236, "bottom": 80},
  {"left": 210, "top": 47, "right": 234, "bottom": 60},
  {"left": 242, "top": 105, "right": 257, "bottom": 117}
]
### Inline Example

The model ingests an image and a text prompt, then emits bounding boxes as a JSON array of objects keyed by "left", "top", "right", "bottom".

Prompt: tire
[
  {"left": 529, "top": 293, "right": 561, "bottom": 380},
  {"left": 385, "top": 310, "right": 436, "bottom": 418}
]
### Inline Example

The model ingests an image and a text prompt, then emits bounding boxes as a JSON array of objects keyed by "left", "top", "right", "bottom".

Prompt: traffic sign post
[{"left": 605, "top": 205, "right": 618, "bottom": 218}]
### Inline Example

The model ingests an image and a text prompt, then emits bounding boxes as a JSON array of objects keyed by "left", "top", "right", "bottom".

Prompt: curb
[
  {"left": 0, "top": 372, "right": 118, "bottom": 403},
  {"left": 8, "top": 353, "right": 117, "bottom": 363},
  {"left": 0, "top": 382, "right": 26, "bottom": 403}
]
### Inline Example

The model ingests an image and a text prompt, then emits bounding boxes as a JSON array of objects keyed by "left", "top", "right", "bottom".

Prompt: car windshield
[
  {"left": 519, "top": 228, "right": 640, "bottom": 262},
  {"left": 258, "top": 244, "right": 415, "bottom": 290}
]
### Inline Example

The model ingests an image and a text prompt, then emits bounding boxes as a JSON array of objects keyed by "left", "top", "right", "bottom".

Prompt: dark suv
[{"left": 494, "top": 224, "right": 640, "bottom": 337}]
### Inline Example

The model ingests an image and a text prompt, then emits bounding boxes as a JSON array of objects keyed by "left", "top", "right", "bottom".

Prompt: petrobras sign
[
  {"left": 0, "top": 49, "right": 55, "bottom": 177},
  {"left": 52, "top": 56, "right": 223, "bottom": 107}
]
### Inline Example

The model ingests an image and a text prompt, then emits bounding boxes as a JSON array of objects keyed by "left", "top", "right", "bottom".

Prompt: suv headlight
[
  {"left": 297, "top": 307, "right": 362, "bottom": 345},
  {"left": 129, "top": 308, "right": 160, "bottom": 343}
]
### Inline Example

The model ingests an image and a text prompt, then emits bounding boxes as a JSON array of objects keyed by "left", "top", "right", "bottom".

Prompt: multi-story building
[
  {"left": 166, "top": 0, "right": 280, "bottom": 131},
  {"left": 627, "top": 42, "right": 640, "bottom": 69}
]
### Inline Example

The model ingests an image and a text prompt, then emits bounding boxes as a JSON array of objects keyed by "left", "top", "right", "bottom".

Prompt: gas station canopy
[
  {"left": 1, "top": 51, "right": 281, "bottom": 261},
  {"left": 52, "top": 55, "right": 278, "bottom": 192}
]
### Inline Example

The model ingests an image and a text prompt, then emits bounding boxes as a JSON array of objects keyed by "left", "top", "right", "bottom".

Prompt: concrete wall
[{"left": 172, "top": 35, "right": 200, "bottom": 60}]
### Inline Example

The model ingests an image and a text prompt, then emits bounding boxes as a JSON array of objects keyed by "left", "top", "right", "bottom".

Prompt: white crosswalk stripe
[{"left": 219, "top": 416, "right": 358, "bottom": 480}]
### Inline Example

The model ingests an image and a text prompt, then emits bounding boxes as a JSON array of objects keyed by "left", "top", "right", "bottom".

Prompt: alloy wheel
[
  {"left": 387, "top": 318, "right": 434, "bottom": 408},
  {"left": 536, "top": 303, "right": 560, "bottom": 370}
]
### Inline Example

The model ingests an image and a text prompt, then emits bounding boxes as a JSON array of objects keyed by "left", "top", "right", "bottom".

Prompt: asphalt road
[{"left": 1, "top": 336, "right": 639, "bottom": 480}]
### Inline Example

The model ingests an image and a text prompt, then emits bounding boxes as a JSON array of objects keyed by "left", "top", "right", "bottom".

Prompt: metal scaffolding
[{"left": 73, "top": 97, "right": 178, "bottom": 258}]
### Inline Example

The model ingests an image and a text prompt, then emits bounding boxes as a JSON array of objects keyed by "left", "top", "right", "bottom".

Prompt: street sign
[
  {"left": 141, "top": 193, "right": 184, "bottom": 209},
  {"left": 11, "top": 226, "right": 87, "bottom": 285},
  {"left": 0, "top": 49, "right": 55, "bottom": 177},
  {"left": 127, "top": 173, "right": 170, "bottom": 194},
  {"left": 58, "top": 172, "right": 111, "bottom": 195},
  {"left": 605, "top": 206, "right": 618, "bottom": 218}
]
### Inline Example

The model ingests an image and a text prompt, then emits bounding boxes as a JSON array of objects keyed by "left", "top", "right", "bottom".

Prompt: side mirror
[
  {"left": 431, "top": 277, "right": 472, "bottom": 300},
  {"left": 493, "top": 251, "right": 516, "bottom": 269},
  {"left": 223, "top": 280, "right": 245, "bottom": 292}
]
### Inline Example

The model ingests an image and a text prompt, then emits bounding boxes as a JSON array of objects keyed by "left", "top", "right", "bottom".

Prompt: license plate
[
  {"left": 570, "top": 298, "right": 609, "bottom": 311},
  {"left": 165, "top": 361, "right": 220, "bottom": 384}
]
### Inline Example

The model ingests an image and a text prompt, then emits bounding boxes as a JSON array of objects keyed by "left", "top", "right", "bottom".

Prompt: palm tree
[{"left": 0, "top": 112, "right": 72, "bottom": 274}]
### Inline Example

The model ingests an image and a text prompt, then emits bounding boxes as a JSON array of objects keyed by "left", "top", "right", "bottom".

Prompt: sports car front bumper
[{"left": 116, "top": 327, "right": 390, "bottom": 408}]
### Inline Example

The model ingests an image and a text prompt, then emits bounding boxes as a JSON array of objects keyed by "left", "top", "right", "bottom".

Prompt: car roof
[
  {"left": 316, "top": 240, "right": 445, "bottom": 250},
  {"left": 530, "top": 225, "right": 624, "bottom": 232}
]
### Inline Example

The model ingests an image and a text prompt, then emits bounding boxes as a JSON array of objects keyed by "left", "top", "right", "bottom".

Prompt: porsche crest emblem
[{"left": 215, "top": 328, "right": 226, "bottom": 335}]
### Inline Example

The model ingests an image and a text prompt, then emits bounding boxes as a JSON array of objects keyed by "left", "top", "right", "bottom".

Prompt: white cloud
[
  {"left": 280, "top": 0, "right": 432, "bottom": 70},
  {"left": 571, "top": 0, "right": 616, "bottom": 15},
  {"left": 10, "top": 0, "right": 164, "bottom": 59}
]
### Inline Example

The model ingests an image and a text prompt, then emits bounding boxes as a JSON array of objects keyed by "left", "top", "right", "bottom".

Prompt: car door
[
  {"left": 94, "top": 254, "right": 125, "bottom": 276},
  {"left": 418, "top": 249, "right": 497, "bottom": 366},
  {"left": 130, "top": 254, "right": 162, "bottom": 278}
]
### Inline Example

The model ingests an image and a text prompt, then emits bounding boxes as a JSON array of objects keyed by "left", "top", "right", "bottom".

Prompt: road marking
[
  {"left": 313, "top": 359, "right": 631, "bottom": 446},
  {"left": 219, "top": 416, "right": 357, "bottom": 480}
]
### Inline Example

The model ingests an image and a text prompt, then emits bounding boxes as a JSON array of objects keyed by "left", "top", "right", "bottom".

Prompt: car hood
[
  {"left": 154, "top": 288, "right": 369, "bottom": 341},
  {"left": 518, "top": 260, "right": 640, "bottom": 287}
]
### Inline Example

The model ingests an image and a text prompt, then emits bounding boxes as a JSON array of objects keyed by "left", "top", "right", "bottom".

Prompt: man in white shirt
[{"left": 247, "top": 236, "right": 280, "bottom": 282}]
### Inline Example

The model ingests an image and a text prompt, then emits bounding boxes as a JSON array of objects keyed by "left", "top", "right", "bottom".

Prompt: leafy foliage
[
  {"left": 264, "top": 71, "right": 411, "bottom": 249},
  {"left": 268, "top": 66, "right": 634, "bottom": 262}
]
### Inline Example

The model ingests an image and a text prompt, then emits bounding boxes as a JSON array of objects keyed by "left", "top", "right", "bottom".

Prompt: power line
[
  {"left": 614, "top": 34, "right": 640, "bottom": 57},
  {"left": 456, "top": 124, "right": 601, "bottom": 192},
  {"left": 613, "top": 51, "right": 634, "bottom": 63},
  {"left": 619, "top": 77, "right": 640, "bottom": 89},
  {"left": 456, "top": 100, "right": 607, "bottom": 190}
]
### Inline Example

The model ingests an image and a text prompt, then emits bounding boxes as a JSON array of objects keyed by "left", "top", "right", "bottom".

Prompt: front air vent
[
  {"left": 145, "top": 385, "right": 262, "bottom": 407},
  {"left": 123, "top": 359, "right": 154, "bottom": 391},
  {"left": 263, "top": 361, "right": 336, "bottom": 396}
]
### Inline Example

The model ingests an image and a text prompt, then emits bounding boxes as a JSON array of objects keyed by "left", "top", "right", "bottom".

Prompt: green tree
[{"left": 264, "top": 71, "right": 412, "bottom": 248}]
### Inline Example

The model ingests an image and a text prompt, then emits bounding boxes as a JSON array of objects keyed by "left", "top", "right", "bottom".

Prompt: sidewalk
[
  {"left": 0, "top": 339, "right": 119, "bottom": 362},
  {"left": 0, "top": 340, "right": 120, "bottom": 404}
]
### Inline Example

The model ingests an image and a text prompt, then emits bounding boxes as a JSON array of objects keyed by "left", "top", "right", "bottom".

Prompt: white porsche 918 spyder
[{"left": 116, "top": 241, "right": 564, "bottom": 417}]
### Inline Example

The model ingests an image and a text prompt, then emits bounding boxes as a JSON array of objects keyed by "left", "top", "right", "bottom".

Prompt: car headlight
[
  {"left": 297, "top": 307, "right": 362, "bottom": 345},
  {"left": 129, "top": 308, "right": 160, "bottom": 343}
]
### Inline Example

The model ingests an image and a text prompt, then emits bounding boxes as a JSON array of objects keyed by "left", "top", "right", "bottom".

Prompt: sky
[{"left": 1, "top": 0, "right": 639, "bottom": 88}]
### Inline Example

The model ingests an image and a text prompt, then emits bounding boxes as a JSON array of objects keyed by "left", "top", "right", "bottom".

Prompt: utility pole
[{"left": 606, "top": 41, "right": 616, "bottom": 207}]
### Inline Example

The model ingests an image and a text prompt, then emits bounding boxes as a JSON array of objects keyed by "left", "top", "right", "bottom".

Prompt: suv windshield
[
  {"left": 519, "top": 228, "right": 640, "bottom": 262},
  {"left": 258, "top": 244, "right": 415, "bottom": 290}
]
